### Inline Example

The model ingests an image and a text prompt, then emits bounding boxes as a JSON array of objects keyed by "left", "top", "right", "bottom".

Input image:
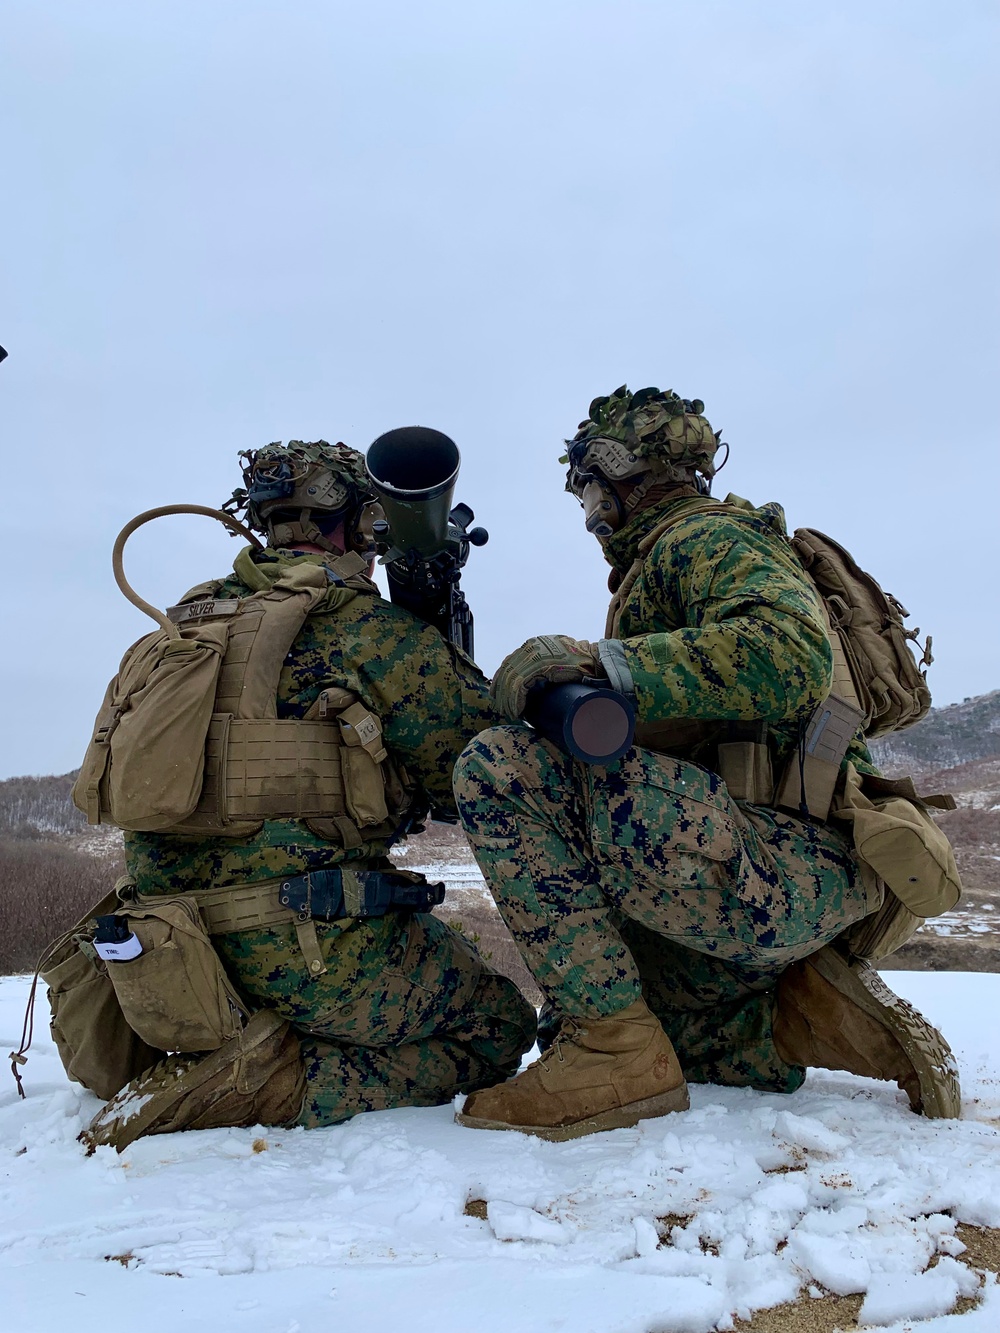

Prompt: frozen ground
[{"left": 3, "top": 972, "right": 1000, "bottom": 1333}]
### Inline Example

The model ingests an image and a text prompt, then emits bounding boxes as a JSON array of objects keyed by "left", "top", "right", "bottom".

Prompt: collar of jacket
[
  {"left": 230, "top": 547, "right": 378, "bottom": 618},
  {"left": 601, "top": 493, "right": 713, "bottom": 574},
  {"left": 231, "top": 545, "right": 336, "bottom": 591},
  {"left": 601, "top": 491, "right": 791, "bottom": 575}
]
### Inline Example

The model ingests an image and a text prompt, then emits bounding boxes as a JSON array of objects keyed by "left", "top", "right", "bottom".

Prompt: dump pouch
[
  {"left": 103, "top": 895, "right": 249, "bottom": 1053},
  {"left": 39, "top": 888, "right": 166, "bottom": 1099},
  {"left": 831, "top": 765, "right": 962, "bottom": 918}
]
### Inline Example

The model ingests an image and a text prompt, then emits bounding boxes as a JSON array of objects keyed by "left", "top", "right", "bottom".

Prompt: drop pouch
[
  {"left": 36, "top": 888, "right": 166, "bottom": 1100},
  {"left": 104, "top": 894, "right": 248, "bottom": 1053},
  {"left": 831, "top": 765, "right": 961, "bottom": 919}
]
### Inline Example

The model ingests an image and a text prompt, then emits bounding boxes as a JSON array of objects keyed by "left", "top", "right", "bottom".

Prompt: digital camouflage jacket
[
  {"left": 125, "top": 547, "right": 499, "bottom": 893},
  {"left": 602, "top": 493, "right": 876, "bottom": 776}
]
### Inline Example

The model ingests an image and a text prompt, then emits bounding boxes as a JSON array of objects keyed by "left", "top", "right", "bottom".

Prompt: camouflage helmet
[
  {"left": 225, "top": 440, "right": 377, "bottom": 553},
  {"left": 562, "top": 385, "right": 722, "bottom": 490},
  {"left": 560, "top": 386, "right": 724, "bottom": 538}
]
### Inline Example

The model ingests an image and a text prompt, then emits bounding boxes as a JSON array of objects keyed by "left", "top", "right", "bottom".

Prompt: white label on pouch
[{"left": 94, "top": 935, "right": 144, "bottom": 961}]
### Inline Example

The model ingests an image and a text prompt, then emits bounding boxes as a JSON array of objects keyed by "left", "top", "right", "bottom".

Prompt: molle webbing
[
  {"left": 213, "top": 564, "right": 329, "bottom": 719},
  {"left": 189, "top": 717, "right": 349, "bottom": 822},
  {"left": 168, "top": 557, "right": 393, "bottom": 837}
]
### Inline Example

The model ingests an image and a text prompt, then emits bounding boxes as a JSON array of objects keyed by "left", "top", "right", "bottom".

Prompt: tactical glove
[{"left": 490, "top": 635, "right": 604, "bottom": 721}]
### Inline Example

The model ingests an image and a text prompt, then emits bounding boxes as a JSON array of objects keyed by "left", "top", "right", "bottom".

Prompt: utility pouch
[
  {"left": 717, "top": 725, "right": 773, "bottom": 804},
  {"left": 831, "top": 765, "right": 961, "bottom": 918},
  {"left": 775, "top": 694, "right": 865, "bottom": 821},
  {"left": 73, "top": 622, "right": 230, "bottom": 831},
  {"left": 104, "top": 895, "right": 249, "bottom": 1053},
  {"left": 337, "top": 700, "right": 390, "bottom": 827}
]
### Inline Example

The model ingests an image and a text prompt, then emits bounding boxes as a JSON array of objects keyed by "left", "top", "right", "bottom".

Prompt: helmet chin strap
[{"left": 268, "top": 501, "right": 385, "bottom": 560}]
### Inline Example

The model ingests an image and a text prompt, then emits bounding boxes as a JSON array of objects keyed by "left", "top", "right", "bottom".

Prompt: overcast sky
[{"left": 2, "top": 0, "right": 997, "bottom": 779}]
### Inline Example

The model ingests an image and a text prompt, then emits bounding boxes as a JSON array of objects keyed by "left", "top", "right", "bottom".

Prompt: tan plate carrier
[{"left": 72, "top": 505, "right": 406, "bottom": 847}]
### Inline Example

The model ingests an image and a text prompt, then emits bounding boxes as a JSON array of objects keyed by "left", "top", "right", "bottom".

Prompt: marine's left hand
[{"left": 490, "top": 635, "right": 604, "bottom": 720}]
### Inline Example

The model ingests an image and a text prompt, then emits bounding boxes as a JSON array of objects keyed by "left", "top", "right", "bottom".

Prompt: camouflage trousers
[
  {"left": 215, "top": 909, "right": 536, "bottom": 1128},
  {"left": 454, "top": 725, "right": 876, "bottom": 1094}
]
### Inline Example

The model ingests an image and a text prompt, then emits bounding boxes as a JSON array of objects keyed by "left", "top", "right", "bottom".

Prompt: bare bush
[
  {"left": 0, "top": 838, "right": 123, "bottom": 974},
  {"left": 0, "top": 772, "right": 87, "bottom": 838},
  {"left": 935, "top": 807, "right": 1000, "bottom": 848}
]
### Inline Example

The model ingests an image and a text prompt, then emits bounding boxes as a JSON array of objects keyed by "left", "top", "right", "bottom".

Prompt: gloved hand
[{"left": 490, "top": 635, "right": 604, "bottom": 721}]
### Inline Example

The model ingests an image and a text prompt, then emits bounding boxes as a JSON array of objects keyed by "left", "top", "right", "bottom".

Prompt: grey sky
[{"left": 2, "top": 0, "right": 997, "bottom": 779}]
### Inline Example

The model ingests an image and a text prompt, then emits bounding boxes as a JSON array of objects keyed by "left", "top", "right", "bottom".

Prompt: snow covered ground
[{"left": 3, "top": 972, "right": 1000, "bottom": 1333}]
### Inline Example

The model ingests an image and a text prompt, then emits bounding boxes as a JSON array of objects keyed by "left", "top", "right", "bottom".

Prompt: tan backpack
[
  {"left": 789, "top": 527, "right": 932, "bottom": 738},
  {"left": 72, "top": 505, "right": 403, "bottom": 847}
]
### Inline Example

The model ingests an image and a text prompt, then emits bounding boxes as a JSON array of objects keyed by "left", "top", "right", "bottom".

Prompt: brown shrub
[
  {"left": 935, "top": 806, "right": 1000, "bottom": 849},
  {"left": 0, "top": 838, "right": 123, "bottom": 974}
]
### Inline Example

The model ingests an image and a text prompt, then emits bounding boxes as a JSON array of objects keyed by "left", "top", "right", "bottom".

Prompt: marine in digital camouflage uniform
[
  {"left": 453, "top": 386, "right": 956, "bottom": 1141},
  {"left": 87, "top": 440, "right": 535, "bottom": 1150}
]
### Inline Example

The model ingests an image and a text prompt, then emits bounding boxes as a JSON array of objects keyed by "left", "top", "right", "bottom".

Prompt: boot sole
[
  {"left": 455, "top": 1083, "right": 690, "bottom": 1141},
  {"left": 83, "top": 1009, "right": 287, "bottom": 1153},
  {"left": 808, "top": 946, "right": 961, "bottom": 1120}
]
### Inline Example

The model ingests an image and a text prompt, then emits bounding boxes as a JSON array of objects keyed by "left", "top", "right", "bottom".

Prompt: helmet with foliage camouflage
[
  {"left": 560, "top": 386, "right": 725, "bottom": 537},
  {"left": 225, "top": 440, "right": 379, "bottom": 554}
]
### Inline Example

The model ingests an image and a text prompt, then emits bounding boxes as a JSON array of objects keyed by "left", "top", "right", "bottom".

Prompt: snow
[{"left": 3, "top": 972, "right": 1000, "bottom": 1332}]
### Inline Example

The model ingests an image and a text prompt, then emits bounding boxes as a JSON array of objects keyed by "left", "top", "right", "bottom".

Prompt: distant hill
[
  {"left": 0, "top": 771, "right": 87, "bottom": 839},
  {"left": 872, "top": 690, "right": 1000, "bottom": 776}
]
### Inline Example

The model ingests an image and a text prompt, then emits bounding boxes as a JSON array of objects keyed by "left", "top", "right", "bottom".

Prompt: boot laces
[{"left": 538, "top": 1017, "right": 585, "bottom": 1072}]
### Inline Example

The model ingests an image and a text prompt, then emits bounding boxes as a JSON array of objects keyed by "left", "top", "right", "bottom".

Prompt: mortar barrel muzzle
[{"left": 366, "top": 426, "right": 460, "bottom": 557}]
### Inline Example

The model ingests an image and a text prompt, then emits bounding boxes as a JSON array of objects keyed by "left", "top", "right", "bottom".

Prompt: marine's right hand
[{"left": 490, "top": 635, "right": 602, "bottom": 721}]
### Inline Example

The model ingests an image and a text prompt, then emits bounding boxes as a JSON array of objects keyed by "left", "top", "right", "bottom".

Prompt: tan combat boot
[
  {"left": 455, "top": 996, "right": 689, "bottom": 1141},
  {"left": 774, "top": 943, "right": 961, "bottom": 1119},
  {"left": 81, "top": 1009, "right": 306, "bottom": 1153}
]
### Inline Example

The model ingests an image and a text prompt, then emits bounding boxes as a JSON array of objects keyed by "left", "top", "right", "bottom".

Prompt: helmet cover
[
  {"left": 226, "top": 440, "right": 374, "bottom": 543},
  {"left": 561, "top": 385, "right": 722, "bottom": 498}
]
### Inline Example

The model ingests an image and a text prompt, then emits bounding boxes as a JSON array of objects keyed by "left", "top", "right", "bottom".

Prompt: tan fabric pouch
[
  {"left": 105, "top": 895, "right": 249, "bottom": 1053},
  {"left": 72, "top": 622, "right": 230, "bottom": 831},
  {"left": 338, "top": 701, "right": 390, "bottom": 827},
  {"left": 39, "top": 889, "right": 165, "bottom": 1100},
  {"left": 832, "top": 765, "right": 962, "bottom": 918}
]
